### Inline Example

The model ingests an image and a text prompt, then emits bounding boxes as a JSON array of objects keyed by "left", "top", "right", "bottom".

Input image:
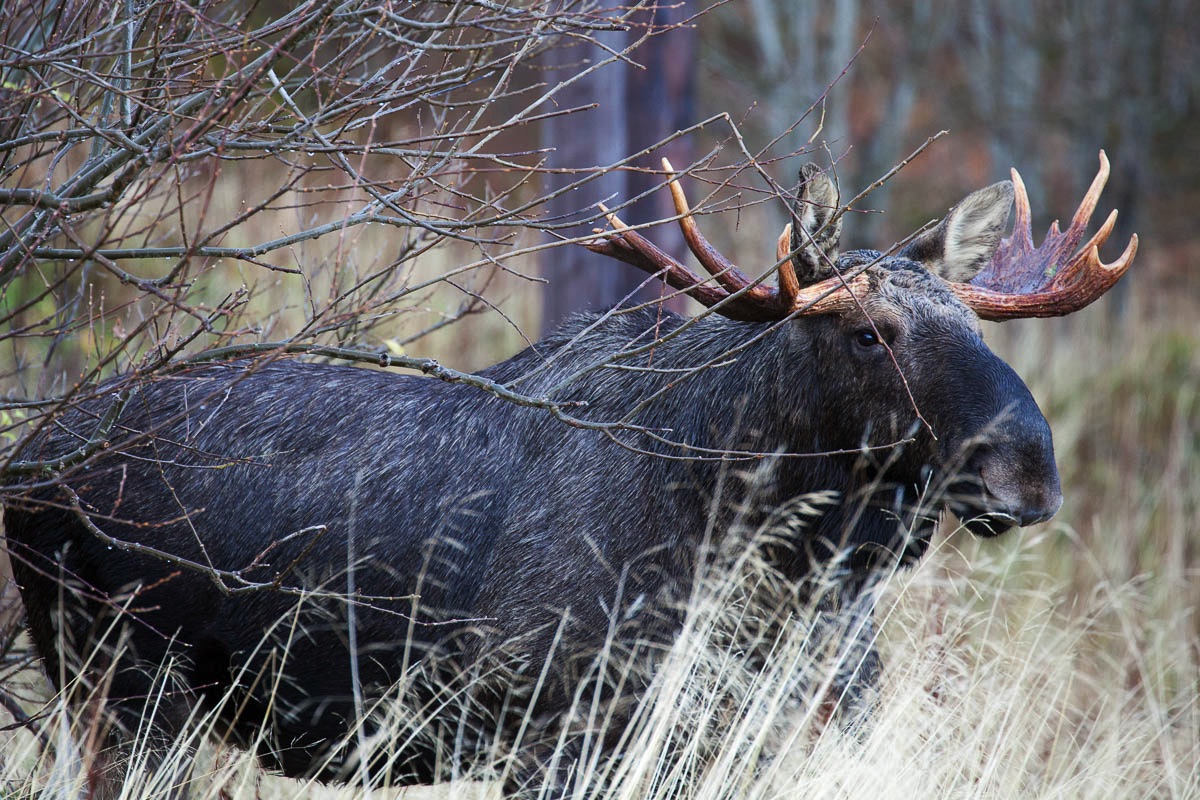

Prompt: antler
[
  {"left": 950, "top": 150, "right": 1138, "bottom": 320},
  {"left": 583, "top": 159, "right": 867, "bottom": 322},
  {"left": 584, "top": 152, "right": 1136, "bottom": 323}
]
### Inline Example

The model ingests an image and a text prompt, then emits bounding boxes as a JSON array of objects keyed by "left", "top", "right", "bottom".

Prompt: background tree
[{"left": 538, "top": 2, "right": 697, "bottom": 332}]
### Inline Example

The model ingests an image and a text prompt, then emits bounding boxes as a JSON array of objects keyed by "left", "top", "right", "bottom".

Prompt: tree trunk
[{"left": 538, "top": 4, "right": 696, "bottom": 334}]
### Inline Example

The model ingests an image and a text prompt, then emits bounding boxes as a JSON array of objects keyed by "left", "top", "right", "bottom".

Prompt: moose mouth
[
  {"left": 848, "top": 472, "right": 1027, "bottom": 572},
  {"left": 948, "top": 507, "right": 1021, "bottom": 538},
  {"left": 906, "top": 498, "right": 1020, "bottom": 540},
  {"left": 899, "top": 470, "right": 1024, "bottom": 539},
  {"left": 941, "top": 476, "right": 1025, "bottom": 538}
]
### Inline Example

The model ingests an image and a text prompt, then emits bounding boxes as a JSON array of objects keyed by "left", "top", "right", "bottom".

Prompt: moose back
[{"left": 3, "top": 154, "right": 1135, "bottom": 795}]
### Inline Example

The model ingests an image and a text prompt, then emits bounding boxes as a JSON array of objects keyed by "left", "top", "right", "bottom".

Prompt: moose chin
[{"left": 3, "top": 152, "right": 1134, "bottom": 798}]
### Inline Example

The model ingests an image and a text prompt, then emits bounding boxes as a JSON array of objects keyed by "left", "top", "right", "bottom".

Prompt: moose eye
[{"left": 853, "top": 329, "right": 883, "bottom": 348}]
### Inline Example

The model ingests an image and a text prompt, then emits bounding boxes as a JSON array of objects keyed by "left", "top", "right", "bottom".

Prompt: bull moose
[{"left": 2, "top": 153, "right": 1135, "bottom": 797}]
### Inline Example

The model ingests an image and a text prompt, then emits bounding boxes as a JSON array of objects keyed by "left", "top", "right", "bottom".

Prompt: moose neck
[
  {"left": 495, "top": 308, "right": 904, "bottom": 577},
  {"left": 501, "top": 308, "right": 812, "bottom": 453}
]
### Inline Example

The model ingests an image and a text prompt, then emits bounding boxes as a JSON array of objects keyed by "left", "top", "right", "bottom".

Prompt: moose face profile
[{"left": 2, "top": 153, "right": 1135, "bottom": 797}]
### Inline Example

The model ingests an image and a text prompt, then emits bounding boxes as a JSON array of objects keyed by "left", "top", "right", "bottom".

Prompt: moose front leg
[
  {"left": 503, "top": 697, "right": 636, "bottom": 800},
  {"left": 809, "top": 581, "right": 883, "bottom": 728}
]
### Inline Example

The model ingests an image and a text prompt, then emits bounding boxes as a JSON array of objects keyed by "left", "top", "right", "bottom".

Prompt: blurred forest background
[
  {"left": 540, "top": 0, "right": 1200, "bottom": 324},
  {"left": 0, "top": 0, "right": 1198, "bottom": 795}
]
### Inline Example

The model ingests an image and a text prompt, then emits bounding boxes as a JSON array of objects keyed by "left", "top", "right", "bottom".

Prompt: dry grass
[{"left": 2, "top": 526, "right": 1196, "bottom": 799}]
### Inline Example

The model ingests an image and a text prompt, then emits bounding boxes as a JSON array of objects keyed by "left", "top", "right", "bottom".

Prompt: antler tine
[
  {"left": 1066, "top": 150, "right": 1111, "bottom": 247},
  {"left": 775, "top": 223, "right": 802, "bottom": 308},
  {"left": 1043, "top": 150, "right": 1112, "bottom": 257},
  {"left": 954, "top": 150, "right": 1138, "bottom": 320},
  {"left": 582, "top": 205, "right": 734, "bottom": 310},
  {"left": 1049, "top": 207, "right": 1117, "bottom": 291},
  {"left": 1010, "top": 167, "right": 1035, "bottom": 254},
  {"left": 660, "top": 158, "right": 777, "bottom": 306},
  {"left": 776, "top": 225, "right": 792, "bottom": 264}
]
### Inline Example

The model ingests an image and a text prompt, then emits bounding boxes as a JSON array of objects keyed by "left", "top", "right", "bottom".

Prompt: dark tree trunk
[{"left": 539, "top": 4, "right": 697, "bottom": 334}]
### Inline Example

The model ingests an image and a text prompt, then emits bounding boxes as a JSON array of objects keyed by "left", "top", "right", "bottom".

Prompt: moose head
[{"left": 587, "top": 152, "right": 1136, "bottom": 554}]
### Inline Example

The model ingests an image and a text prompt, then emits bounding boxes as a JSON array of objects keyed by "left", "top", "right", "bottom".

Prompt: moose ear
[
  {"left": 789, "top": 163, "right": 842, "bottom": 286},
  {"left": 900, "top": 180, "right": 1014, "bottom": 283}
]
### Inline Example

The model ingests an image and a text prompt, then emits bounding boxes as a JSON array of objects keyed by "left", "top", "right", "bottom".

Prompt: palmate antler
[
  {"left": 584, "top": 152, "right": 1137, "bottom": 322},
  {"left": 952, "top": 151, "right": 1138, "bottom": 319}
]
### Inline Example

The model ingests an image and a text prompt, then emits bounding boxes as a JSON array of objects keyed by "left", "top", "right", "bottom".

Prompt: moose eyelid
[{"left": 854, "top": 328, "right": 882, "bottom": 347}]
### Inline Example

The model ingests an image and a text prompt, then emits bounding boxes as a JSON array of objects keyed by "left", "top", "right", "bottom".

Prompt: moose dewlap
[{"left": 3, "top": 153, "right": 1134, "bottom": 797}]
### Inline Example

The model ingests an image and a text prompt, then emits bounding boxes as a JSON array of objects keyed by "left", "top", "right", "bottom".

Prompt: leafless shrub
[{"left": 0, "top": 0, "right": 726, "bottom": 489}]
